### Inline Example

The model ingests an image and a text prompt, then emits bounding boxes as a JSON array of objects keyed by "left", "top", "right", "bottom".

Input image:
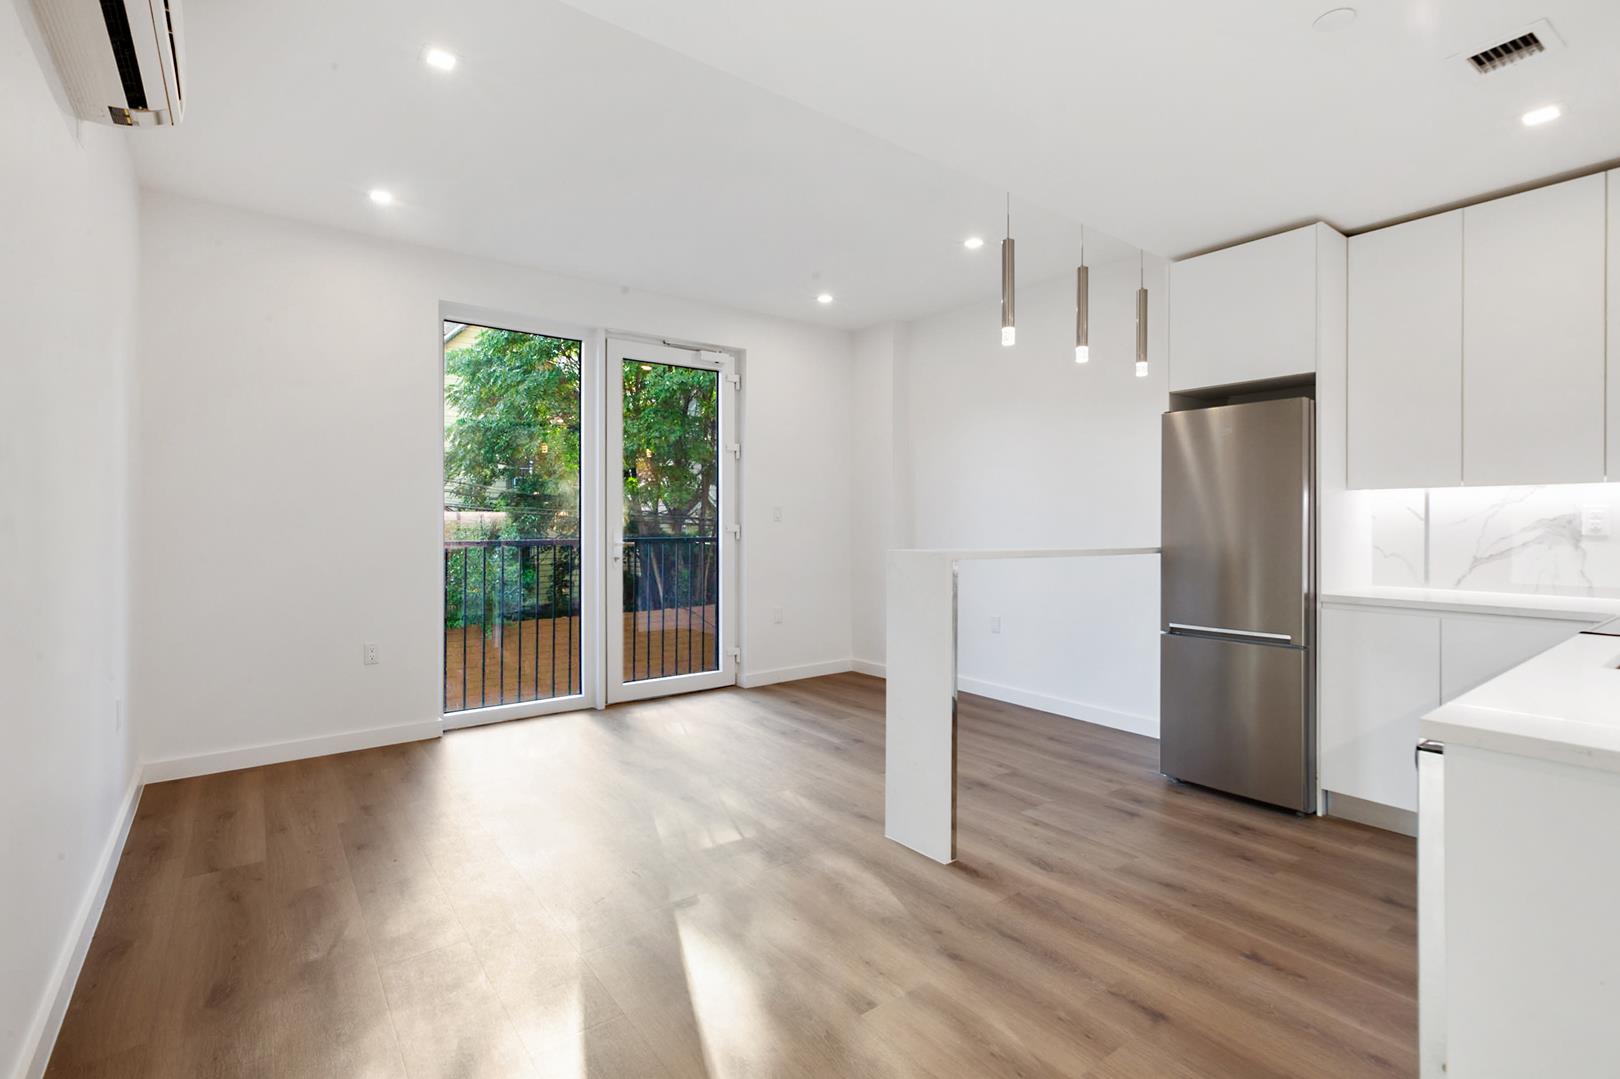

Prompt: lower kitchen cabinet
[
  {"left": 1319, "top": 603, "right": 1597, "bottom": 818},
  {"left": 1320, "top": 606, "right": 1439, "bottom": 812}
]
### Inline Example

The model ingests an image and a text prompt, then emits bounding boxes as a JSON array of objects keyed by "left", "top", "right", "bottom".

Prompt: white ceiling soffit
[
  {"left": 554, "top": 0, "right": 1620, "bottom": 257},
  {"left": 128, "top": 0, "right": 1140, "bottom": 330}
]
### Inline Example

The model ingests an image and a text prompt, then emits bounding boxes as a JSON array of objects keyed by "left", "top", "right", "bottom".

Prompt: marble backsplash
[{"left": 1367, "top": 484, "right": 1620, "bottom": 597}]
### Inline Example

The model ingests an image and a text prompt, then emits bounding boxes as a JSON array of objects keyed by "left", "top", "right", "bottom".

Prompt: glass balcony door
[
  {"left": 441, "top": 311, "right": 601, "bottom": 727},
  {"left": 605, "top": 339, "right": 738, "bottom": 703}
]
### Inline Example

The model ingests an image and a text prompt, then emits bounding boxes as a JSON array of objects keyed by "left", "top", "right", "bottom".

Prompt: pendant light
[
  {"left": 1134, "top": 249, "right": 1149, "bottom": 378},
  {"left": 1074, "top": 226, "right": 1090, "bottom": 364},
  {"left": 1000, "top": 194, "right": 1016, "bottom": 347}
]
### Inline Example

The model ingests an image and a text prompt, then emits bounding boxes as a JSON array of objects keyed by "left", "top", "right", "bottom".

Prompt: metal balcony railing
[{"left": 443, "top": 535, "right": 718, "bottom": 713}]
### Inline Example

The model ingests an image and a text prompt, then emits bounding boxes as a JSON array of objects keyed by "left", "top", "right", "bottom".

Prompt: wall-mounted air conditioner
[{"left": 31, "top": 0, "right": 184, "bottom": 127}]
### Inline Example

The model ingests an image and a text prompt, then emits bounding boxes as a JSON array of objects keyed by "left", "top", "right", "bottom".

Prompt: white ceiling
[
  {"left": 130, "top": 0, "right": 1138, "bottom": 330},
  {"left": 556, "top": 0, "right": 1620, "bottom": 258},
  {"left": 133, "top": 0, "right": 1620, "bottom": 329}
]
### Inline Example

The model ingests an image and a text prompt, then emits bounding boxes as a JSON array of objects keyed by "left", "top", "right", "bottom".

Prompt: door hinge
[
  {"left": 726, "top": 373, "right": 741, "bottom": 390},
  {"left": 728, "top": 442, "right": 741, "bottom": 460},
  {"left": 730, "top": 647, "right": 741, "bottom": 663},
  {"left": 728, "top": 524, "right": 741, "bottom": 540}
]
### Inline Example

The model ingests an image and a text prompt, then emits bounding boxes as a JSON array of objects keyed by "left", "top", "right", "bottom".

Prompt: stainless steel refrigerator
[{"left": 1160, "top": 397, "right": 1314, "bottom": 812}]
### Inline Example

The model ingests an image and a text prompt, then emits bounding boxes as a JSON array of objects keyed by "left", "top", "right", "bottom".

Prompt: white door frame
[
  {"left": 439, "top": 302, "right": 603, "bottom": 729},
  {"left": 604, "top": 338, "right": 739, "bottom": 703}
]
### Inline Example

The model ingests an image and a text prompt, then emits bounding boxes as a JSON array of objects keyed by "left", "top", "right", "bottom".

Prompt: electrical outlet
[
  {"left": 1582, "top": 504, "right": 1610, "bottom": 539},
  {"left": 989, "top": 616, "right": 1002, "bottom": 634},
  {"left": 364, "top": 642, "right": 380, "bottom": 666},
  {"left": 772, "top": 606, "right": 784, "bottom": 624}
]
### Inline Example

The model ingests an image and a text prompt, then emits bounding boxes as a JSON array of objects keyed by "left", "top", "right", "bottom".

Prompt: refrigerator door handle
[{"left": 1165, "top": 622, "right": 1295, "bottom": 645}]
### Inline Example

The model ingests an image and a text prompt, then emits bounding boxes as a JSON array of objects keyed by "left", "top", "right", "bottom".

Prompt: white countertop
[
  {"left": 1423, "top": 631, "right": 1620, "bottom": 774},
  {"left": 1322, "top": 585, "right": 1620, "bottom": 622}
]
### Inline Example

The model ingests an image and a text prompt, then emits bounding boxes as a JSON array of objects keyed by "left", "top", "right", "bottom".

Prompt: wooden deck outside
[{"left": 445, "top": 606, "right": 718, "bottom": 711}]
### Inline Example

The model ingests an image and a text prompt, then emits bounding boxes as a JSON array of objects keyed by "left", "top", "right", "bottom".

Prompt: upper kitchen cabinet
[
  {"left": 1169, "top": 223, "right": 1344, "bottom": 392},
  {"left": 1462, "top": 173, "right": 1606, "bottom": 486},
  {"left": 1347, "top": 211, "right": 1463, "bottom": 489}
]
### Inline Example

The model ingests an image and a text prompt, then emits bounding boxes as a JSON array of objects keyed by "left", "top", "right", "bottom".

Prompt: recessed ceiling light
[
  {"left": 1521, "top": 104, "right": 1561, "bottom": 126},
  {"left": 1312, "top": 7, "right": 1356, "bottom": 32},
  {"left": 368, "top": 188, "right": 395, "bottom": 205},
  {"left": 423, "top": 46, "right": 458, "bottom": 72},
  {"left": 963, "top": 236, "right": 985, "bottom": 250},
  {"left": 816, "top": 293, "right": 834, "bottom": 305}
]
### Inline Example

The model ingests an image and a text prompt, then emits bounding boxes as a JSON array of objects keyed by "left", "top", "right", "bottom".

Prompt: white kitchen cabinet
[
  {"left": 1169, "top": 223, "right": 1342, "bottom": 392},
  {"left": 1609, "top": 169, "right": 1620, "bottom": 480},
  {"left": 1438, "top": 613, "right": 1591, "bottom": 700},
  {"left": 1347, "top": 211, "right": 1463, "bottom": 489},
  {"left": 1320, "top": 602, "right": 1599, "bottom": 819},
  {"left": 1320, "top": 605, "right": 1440, "bottom": 812},
  {"left": 1462, "top": 173, "right": 1606, "bottom": 485}
]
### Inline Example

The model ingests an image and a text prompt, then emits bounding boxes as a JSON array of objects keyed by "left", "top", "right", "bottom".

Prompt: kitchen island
[{"left": 1419, "top": 621, "right": 1620, "bottom": 1078}]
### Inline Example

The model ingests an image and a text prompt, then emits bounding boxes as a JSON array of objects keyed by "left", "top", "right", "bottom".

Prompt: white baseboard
[
  {"left": 738, "top": 658, "right": 854, "bottom": 688},
  {"left": 956, "top": 675, "right": 1159, "bottom": 738},
  {"left": 142, "top": 719, "right": 442, "bottom": 784},
  {"left": 21, "top": 770, "right": 142, "bottom": 1079},
  {"left": 1325, "top": 790, "right": 1418, "bottom": 837},
  {"left": 842, "top": 662, "right": 1155, "bottom": 737}
]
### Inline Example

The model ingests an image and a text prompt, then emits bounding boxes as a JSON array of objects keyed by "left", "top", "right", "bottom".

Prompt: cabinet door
[
  {"left": 1347, "top": 212, "right": 1463, "bottom": 488},
  {"left": 1462, "top": 174, "right": 1606, "bottom": 485},
  {"left": 1169, "top": 224, "right": 1319, "bottom": 392},
  {"left": 1439, "top": 615, "right": 1593, "bottom": 700},
  {"left": 1320, "top": 606, "right": 1439, "bottom": 812}
]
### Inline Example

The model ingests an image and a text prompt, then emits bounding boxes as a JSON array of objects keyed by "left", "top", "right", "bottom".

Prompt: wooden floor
[{"left": 48, "top": 674, "right": 1416, "bottom": 1078}]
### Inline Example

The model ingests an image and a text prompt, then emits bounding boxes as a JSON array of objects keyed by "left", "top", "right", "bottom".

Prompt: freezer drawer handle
[{"left": 1166, "top": 623, "right": 1294, "bottom": 644}]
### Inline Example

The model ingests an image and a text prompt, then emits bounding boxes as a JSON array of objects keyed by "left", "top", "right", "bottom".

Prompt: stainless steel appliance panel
[
  {"left": 1160, "top": 632, "right": 1310, "bottom": 811},
  {"left": 1161, "top": 398, "right": 1312, "bottom": 643}
]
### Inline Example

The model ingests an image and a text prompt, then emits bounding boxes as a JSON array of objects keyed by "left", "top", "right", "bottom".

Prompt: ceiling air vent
[
  {"left": 1454, "top": 19, "right": 1563, "bottom": 78},
  {"left": 1467, "top": 32, "right": 1544, "bottom": 74}
]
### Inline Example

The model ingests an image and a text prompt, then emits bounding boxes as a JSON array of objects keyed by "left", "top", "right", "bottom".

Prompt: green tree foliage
[
  {"left": 444, "top": 327, "right": 720, "bottom": 539},
  {"left": 444, "top": 328, "right": 582, "bottom": 539},
  {"left": 620, "top": 361, "right": 719, "bottom": 536},
  {"left": 442, "top": 328, "right": 721, "bottom": 631}
]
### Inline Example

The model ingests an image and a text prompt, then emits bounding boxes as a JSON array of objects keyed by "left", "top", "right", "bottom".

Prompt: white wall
[
  {"left": 0, "top": 4, "right": 140, "bottom": 1076},
  {"left": 853, "top": 260, "right": 1168, "bottom": 733},
  {"left": 849, "top": 323, "right": 900, "bottom": 668},
  {"left": 131, "top": 191, "right": 854, "bottom": 769}
]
